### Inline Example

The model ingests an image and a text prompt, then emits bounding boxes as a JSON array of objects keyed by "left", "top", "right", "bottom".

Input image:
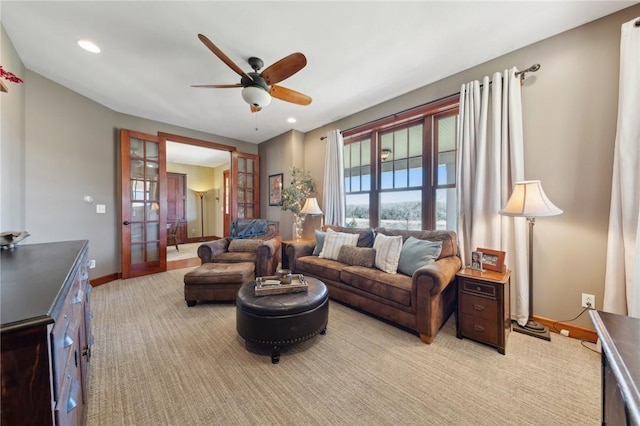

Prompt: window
[{"left": 344, "top": 96, "right": 458, "bottom": 230}]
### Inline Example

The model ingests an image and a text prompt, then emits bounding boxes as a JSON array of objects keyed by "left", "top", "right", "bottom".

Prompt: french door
[{"left": 120, "top": 129, "right": 166, "bottom": 278}]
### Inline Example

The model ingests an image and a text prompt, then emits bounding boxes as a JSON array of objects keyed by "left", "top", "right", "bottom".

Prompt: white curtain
[
  {"left": 456, "top": 69, "right": 529, "bottom": 326},
  {"left": 604, "top": 17, "right": 640, "bottom": 318},
  {"left": 323, "top": 129, "right": 346, "bottom": 226}
]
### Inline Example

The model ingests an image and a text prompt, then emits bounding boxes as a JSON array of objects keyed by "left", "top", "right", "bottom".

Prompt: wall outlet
[
  {"left": 89, "top": 259, "right": 96, "bottom": 269},
  {"left": 581, "top": 293, "right": 595, "bottom": 309}
]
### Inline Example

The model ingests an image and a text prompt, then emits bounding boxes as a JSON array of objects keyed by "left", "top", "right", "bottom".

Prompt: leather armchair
[{"left": 197, "top": 220, "right": 281, "bottom": 277}]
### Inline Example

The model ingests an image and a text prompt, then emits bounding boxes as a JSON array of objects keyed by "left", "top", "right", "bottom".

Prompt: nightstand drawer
[
  {"left": 462, "top": 280, "right": 496, "bottom": 298},
  {"left": 459, "top": 293, "right": 497, "bottom": 320},
  {"left": 461, "top": 313, "right": 498, "bottom": 345}
]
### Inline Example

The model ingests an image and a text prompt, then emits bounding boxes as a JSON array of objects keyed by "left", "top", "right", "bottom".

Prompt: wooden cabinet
[
  {"left": 456, "top": 267, "right": 510, "bottom": 354},
  {"left": 590, "top": 310, "right": 640, "bottom": 426},
  {"left": 1, "top": 240, "right": 93, "bottom": 426}
]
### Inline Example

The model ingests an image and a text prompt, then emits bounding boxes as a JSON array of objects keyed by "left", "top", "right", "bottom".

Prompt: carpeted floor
[
  {"left": 166, "top": 242, "right": 200, "bottom": 262},
  {"left": 86, "top": 268, "right": 601, "bottom": 425}
]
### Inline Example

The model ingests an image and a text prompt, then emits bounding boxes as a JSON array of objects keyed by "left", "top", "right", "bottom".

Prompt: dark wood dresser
[
  {"left": 590, "top": 310, "right": 639, "bottom": 426},
  {"left": 1, "top": 240, "right": 93, "bottom": 426}
]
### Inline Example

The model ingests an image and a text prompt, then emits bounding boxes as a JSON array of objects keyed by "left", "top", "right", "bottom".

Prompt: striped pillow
[
  {"left": 373, "top": 233, "right": 403, "bottom": 274},
  {"left": 319, "top": 228, "right": 359, "bottom": 260}
]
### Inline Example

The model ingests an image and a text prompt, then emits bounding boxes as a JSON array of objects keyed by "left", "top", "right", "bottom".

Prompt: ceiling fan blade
[
  {"left": 269, "top": 85, "right": 312, "bottom": 106},
  {"left": 250, "top": 105, "right": 261, "bottom": 113},
  {"left": 261, "top": 53, "right": 307, "bottom": 86},
  {"left": 191, "top": 84, "right": 242, "bottom": 88},
  {"left": 197, "top": 34, "right": 252, "bottom": 81}
]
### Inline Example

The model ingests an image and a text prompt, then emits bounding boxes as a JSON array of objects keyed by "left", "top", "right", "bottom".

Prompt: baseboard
[
  {"left": 90, "top": 273, "right": 120, "bottom": 287},
  {"left": 533, "top": 315, "right": 597, "bottom": 343}
]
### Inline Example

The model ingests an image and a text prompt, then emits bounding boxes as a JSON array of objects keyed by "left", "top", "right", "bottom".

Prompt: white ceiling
[{"left": 2, "top": 1, "right": 636, "bottom": 149}]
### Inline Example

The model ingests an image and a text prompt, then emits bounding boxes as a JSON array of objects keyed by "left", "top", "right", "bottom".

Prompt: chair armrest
[
  {"left": 197, "top": 239, "right": 229, "bottom": 263},
  {"left": 255, "top": 236, "right": 282, "bottom": 276},
  {"left": 285, "top": 240, "right": 316, "bottom": 272}
]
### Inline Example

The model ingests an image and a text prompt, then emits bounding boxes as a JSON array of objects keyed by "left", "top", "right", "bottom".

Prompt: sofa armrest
[
  {"left": 285, "top": 240, "right": 316, "bottom": 272},
  {"left": 413, "top": 256, "right": 462, "bottom": 296},
  {"left": 197, "top": 238, "right": 229, "bottom": 263}
]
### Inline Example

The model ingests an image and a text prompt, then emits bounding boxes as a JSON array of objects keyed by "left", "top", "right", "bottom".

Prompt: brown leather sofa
[
  {"left": 285, "top": 225, "right": 461, "bottom": 344},
  {"left": 197, "top": 220, "right": 281, "bottom": 277}
]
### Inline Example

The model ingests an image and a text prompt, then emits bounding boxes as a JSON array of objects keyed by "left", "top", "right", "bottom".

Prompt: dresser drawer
[
  {"left": 460, "top": 293, "right": 498, "bottom": 320},
  {"left": 461, "top": 313, "right": 498, "bottom": 345},
  {"left": 51, "top": 310, "right": 81, "bottom": 399},
  {"left": 462, "top": 279, "right": 496, "bottom": 298}
]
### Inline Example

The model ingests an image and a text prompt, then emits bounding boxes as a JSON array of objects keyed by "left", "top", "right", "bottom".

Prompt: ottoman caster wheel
[
  {"left": 186, "top": 300, "right": 196, "bottom": 307},
  {"left": 271, "top": 346, "right": 280, "bottom": 364}
]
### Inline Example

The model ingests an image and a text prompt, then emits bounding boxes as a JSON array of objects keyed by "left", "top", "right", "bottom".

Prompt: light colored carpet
[
  {"left": 86, "top": 268, "right": 601, "bottom": 425},
  {"left": 167, "top": 242, "right": 200, "bottom": 262}
]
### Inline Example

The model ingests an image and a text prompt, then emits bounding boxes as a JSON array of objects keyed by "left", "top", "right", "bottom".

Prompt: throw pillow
[
  {"left": 228, "top": 239, "right": 263, "bottom": 253},
  {"left": 337, "top": 246, "right": 376, "bottom": 268},
  {"left": 319, "top": 228, "right": 359, "bottom": 260},
  {"left": 372, "top": 234, "right": 403, "bottom": 274},
  {"left": 397, "top": 237, "right": 443, "bottom": 276},
  {"left": 312, "top": 229, "right": 326, "bottom": 256}
]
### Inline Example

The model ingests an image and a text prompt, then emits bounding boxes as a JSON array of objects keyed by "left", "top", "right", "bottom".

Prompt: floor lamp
[
  {"left": 196, "top": 191, "right": 206, "bottom": 242},
  {"left": 499, "top": 180, "right": 562, "bottom": 341}
]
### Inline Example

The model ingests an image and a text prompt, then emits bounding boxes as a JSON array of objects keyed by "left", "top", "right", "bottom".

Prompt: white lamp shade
[
  {"left": 499, "top": 180, "right": 562, "bottom": 217},
  {"left": 300, "top": 197, "right": 323, "bottom": 215},
  {"left": 241, "top": 86, "right": 271, "bottom": 108}
]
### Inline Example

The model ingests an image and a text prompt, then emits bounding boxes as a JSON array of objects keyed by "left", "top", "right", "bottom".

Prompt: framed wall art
[
  {"left": 268, "top": 173, "right": 283, "bottom": 206},
  {"left": 477, "top": 247, "right": 506, "bottom": 272}
]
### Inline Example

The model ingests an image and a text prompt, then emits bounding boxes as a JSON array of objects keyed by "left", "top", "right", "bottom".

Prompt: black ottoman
[{"left": 236, "top": 277, "right": 329, "bottom": 363}]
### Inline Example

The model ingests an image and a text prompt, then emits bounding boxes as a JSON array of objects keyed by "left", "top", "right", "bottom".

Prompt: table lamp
[
  {"left": 301, "top": 197, "right": 324, "bottom": 228},
  {"left": 499, "top": 180, "right": 562, "bottom": 340}
]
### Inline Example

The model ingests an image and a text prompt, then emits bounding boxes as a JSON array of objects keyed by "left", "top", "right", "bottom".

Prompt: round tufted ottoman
[{"left": 236, "top": 277, "right": 328, "bottom": 364}]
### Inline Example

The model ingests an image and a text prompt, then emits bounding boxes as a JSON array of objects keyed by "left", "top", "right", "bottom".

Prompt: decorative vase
[{"left": 293, "top": 216, "right": 304, "bottom": 240}]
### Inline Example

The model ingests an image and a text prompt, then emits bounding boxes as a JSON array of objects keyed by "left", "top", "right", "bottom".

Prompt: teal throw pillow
[
  {"left": 397, "top": 237, "right": 443, "bottom": 276},
  {"left": 312, "top": 229, "right": 326, "bottom": 256}
]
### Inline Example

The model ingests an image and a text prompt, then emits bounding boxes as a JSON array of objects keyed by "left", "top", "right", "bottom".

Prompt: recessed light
[
  {"left": 77, "top": 40, "right": 101, "bottom": 53},
  {"left": 287, "top": 117, "right": 296, "bottom": 123}
]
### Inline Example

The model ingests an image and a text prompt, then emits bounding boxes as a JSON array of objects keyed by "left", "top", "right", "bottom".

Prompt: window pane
[
  {"left": 351, "top": 143, "right": 361, "bottom": 167},
  {"left": 346, "top": 193, "right": 369, "bottom": 228},
  {"left": 409, "top": 125, "right": 423, "bottom": 157},
  {"left": 146, "top": 222, "right": 159, "bottom": 241},
  {"left": 381, "top": 161, "right": 393, "bottom": 189},
  {"left": 131, "top": 243, "right": 143, "bottom": 263},
  {"left": 381, "top": 133, "right": 393, "bottom": 161},
  {"left": 438, "top": 115, "right": 456, "bottom": 152},
  {"left": 380, "top": 190, "right": 422, "bottom": 230},
  {"left": 238, "top": 158, "right": 246, "bottom": 172},
  {"left": 146, "top": 162, "right": 158, "bottom": 182},
  {"left": 247, "top": 159, "right": 254, "bottom": 172},
  {"left": 146, "top": 242, "right": 159, "bottom": 261},
  {"left": 409, "top": 157, "right": 422, "bottom": 187},
  {"left": 435, "top": 188, "right": 457, "bottom": 230},
  {"left": 361, "top": 165, "right": 371, "bottom": 191},
  {"left": 438, "top": 151, "right": 456, "bottom": 185},
  {"left": 394, "top": 159, "right": 408, "bottom": 188},
  {"left": 131, "top": 161, "right": 144, "bottom": 180},
  {"left": 131, "top": 180, "right": 145, "bottom": 200},
  {"left": 351, "top": 170, "right": 361, "bottom": 192},
  {"left": 145, "top": 141, "right": 158, "bottom": 161},
  {"left": 131, "top": 223, "right": 143, "bottom": 243},
  {"left": 146, "top": 202, "right": 159, "bottom": 221},
  {"left": 343, "top": 145, "right": 351, "bottom": 168},
  {"left": 361, "top": 139, "right": 371, "bottom": 165},
  {"left": 130, "top": 138, "right": 143, "bottom": 158},
  {"left": 394, "top": 128, "right": 408, "bottom": 159}
]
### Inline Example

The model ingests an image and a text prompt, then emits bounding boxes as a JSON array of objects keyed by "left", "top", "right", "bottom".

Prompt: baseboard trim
[
  {"left": 90, "top": 273, "right": 120, "bottom": 287},
  {"left": 533, "top": 315, "right": 597, "bottom": 343}
]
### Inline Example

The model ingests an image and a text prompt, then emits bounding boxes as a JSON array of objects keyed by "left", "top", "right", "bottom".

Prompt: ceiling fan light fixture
[
  {"left": 77, "top": 40, "right": 101, "bottom": 53},
  {"left": 241, "top": 86, "right": 271, "bottom": 108}
]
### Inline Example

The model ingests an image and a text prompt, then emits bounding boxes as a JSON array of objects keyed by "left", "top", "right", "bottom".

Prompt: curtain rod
[{"left": 320, "top": 63, "right": 541, "bottom": 140}]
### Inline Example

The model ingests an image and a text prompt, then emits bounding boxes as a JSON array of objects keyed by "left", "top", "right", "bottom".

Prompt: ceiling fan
[{"left": 192, "top": 34, "right": 312, "bottom": 112}]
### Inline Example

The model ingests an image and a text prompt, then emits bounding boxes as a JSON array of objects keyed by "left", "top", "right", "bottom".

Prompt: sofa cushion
[
  {"left": 340, "top": 266, "right": 412, "bottom": 306},
  {"left": 372, "top": 233, "right": 403, "bottom": 274},
  {"left": 397, "top": 237, "right": 443, "bottom": 276},
  {"left": 296, "top": 255, "right": 348, "bottom": 283},
  {"left": 312, "top": 229, "right": 326, "bottom": 256},
  {"left": 375, "top": 228, "right": 457, "bottom": 259},
  {"left": 228, "top": 239, "right": 264, "bottom": 253},
  {"left": 323, "top": 225, "right": 375, "bottom": 248},
  {"left": 319, "top": 228, "right": 359, "bottom": 260},
  {"left": 337, "top": 246, "right": 376, "bottom": 268}
]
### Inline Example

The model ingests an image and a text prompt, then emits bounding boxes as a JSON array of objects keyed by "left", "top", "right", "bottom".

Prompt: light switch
[{"left": 96, "top": 204, "right": 106, "bottom": 214}]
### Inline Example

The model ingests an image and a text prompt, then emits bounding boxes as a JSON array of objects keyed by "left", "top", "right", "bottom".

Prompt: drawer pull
[
  {"left": 73, "top": 289, "right": 84, "bottom": 304},
  {"left": 67, "top": 377, "right": 79, "bottom": 413},
  {"left": 473, "top": 304, "right": 485, "bottom": 311},
  {"left": 476, "top": 286, "right": 481, "bottom": 291},
  {"left": 474, "top": 325, "right": 485, "bottom": 332},
  {"left": 87, "top": 285, "right": 93, "bottom": 294},
  {"left": 83, "top": 345, "right": 92, "bottom": 360},
  {"left": 63, "top": 334, "right": 74, "bottom": 348}
]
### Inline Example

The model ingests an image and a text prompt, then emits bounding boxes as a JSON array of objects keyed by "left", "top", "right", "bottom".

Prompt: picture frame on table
[
  {"left": 470, "top": 251, "right": 483, "bottom": 270},
  {"left": 477, "top": 247, "right": 506, "bottom": 272},
  {"left": 268, "top": 173, "right": 283, "bottom": 206}
]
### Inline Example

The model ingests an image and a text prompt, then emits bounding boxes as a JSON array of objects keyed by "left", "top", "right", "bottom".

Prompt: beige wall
[{"left": 261, "top": 4, "right": 640, "bottom": 328}]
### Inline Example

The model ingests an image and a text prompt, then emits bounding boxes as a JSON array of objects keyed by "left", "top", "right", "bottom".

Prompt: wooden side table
[{"left": 456, "top": 267, "right": 511, "bottom": 354}]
